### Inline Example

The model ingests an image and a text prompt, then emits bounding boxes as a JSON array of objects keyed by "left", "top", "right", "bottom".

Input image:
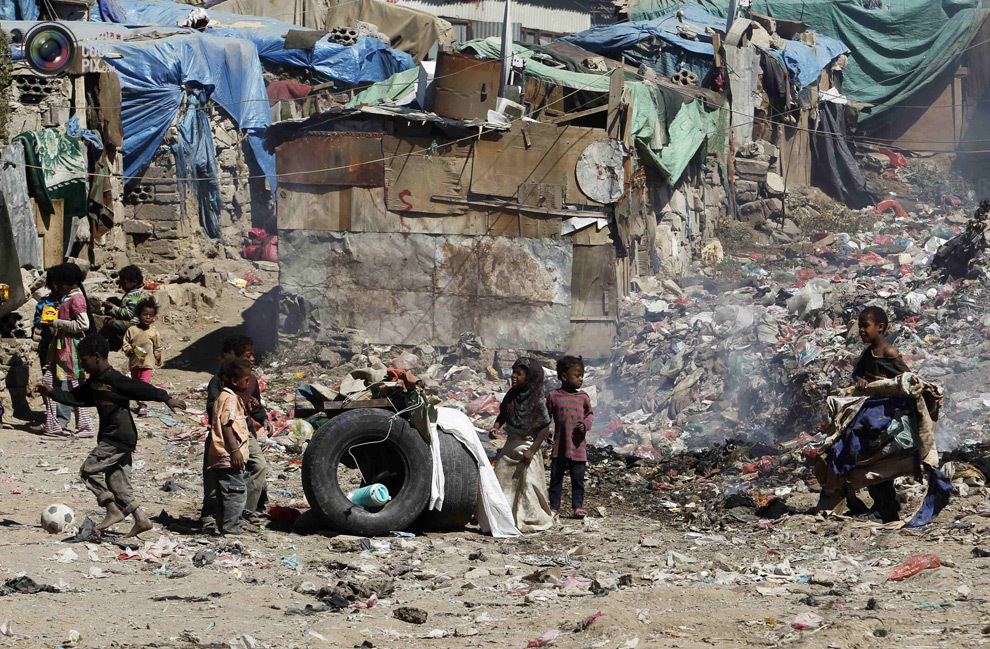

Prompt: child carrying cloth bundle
[{"left": 813, "top": 307, "right": 950, "bottom": 527}]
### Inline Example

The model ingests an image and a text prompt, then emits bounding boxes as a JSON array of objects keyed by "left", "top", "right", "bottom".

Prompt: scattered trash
[
  {"left": 887, "top": 554, "right": 941, "bottom": 581},
  {"left": 193, "top": 551, "right": 215, "bottom": 567},
  {"left": 348, "top": 483, "right": 391, "bottom": 507},
  {"left": 791, "top": 612, "right": 824, "bottom": 630},
  {"left": 394, "top": 606, "right": 429, "bottom": 624},
  {"left": 524, "top": 629, "right": 560, "bottom": 648}
]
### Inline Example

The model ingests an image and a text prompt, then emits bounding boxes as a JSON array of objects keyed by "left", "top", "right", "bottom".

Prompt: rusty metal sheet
[
  {"left": 472, "top": 122, "right": 607, "bottom": 204},
  {"left": 383, "top": 136, "right": 473, "bottom": 215},
  {"left": 432, "top": 51, "right": 501, "bottom": 121},
  {"left": 277, "top": 230, "right": 572, "bottom": 350},
  {"left": 275, "top": 132, "right": 384, "bottom": 186}
]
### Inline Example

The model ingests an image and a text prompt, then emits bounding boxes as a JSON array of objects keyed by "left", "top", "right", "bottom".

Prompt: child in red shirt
[{"left": 546, "top": 355, "right": 594, "bottom": 519}]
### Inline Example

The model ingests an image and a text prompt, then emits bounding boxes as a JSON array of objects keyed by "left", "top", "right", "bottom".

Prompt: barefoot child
[
  {"left": 546, "top": 355, "right": 593, "bottom": 520},
  {"left": 37, "top": 334, "right": 186, "bottom": 537},
  {"left": 207, "top": 358, "right": 252, "bottom": 535},
  {"left": 121, "top": 298, "right": 162, "bottom": 416},
  {"left": 490, "top": 357, "right": 554, "bottom": 532}
]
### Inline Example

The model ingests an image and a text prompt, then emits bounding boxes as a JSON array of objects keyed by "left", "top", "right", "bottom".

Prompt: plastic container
[{"left": 348, "top": 483, "right": 392, "bottom": 507}]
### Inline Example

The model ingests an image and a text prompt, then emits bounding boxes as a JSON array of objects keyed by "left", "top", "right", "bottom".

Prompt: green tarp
[
  {"left": 347, "top": 65, "right": 420, "bottom": 107},
  {"left": 630, "top": 0, "right": 989, "bottom": 130}
]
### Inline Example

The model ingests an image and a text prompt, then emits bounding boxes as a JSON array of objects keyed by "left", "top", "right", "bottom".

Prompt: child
[
  {"left": 29, "top": 263, "right": 95, "bottom": 438},
  {"left": 36, "top": 334, "right": 186, "bottom": 536},
  {"left": 845, "top": 305, "right": 911, "bottom": 522},
  {"left": 201, "top": 335, "right": 270, "bottom": 529},
  {"left": 121, "top": 298, "right": 162, "bottom": 416},
  {"left": 490, "top": 357, "right": 554, "bottom": 533},
  {"left": 33, "top": 291, "right": 72, "bottom": 431},
  {"left": 853, "top": 306, "right": 909, "bottom": 388},
  {"left": 546, "top": 355, "right": 594, "bottom": 520},
  {"left": 101, "top": 265, "right": 144, "bottom": 352},
  {"left": 207, "top": 358, "right": 252, "bottom": 535}
]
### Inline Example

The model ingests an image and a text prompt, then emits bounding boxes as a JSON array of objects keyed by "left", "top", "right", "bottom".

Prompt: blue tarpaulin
[
  {"left": 563, "top": 2, "right": 847, "bottom": 89},
  {"left": 106, "top": 0, "right": 414, "bottom": 85},
  {"left": 174, "top": 88, "right": 222, "bottom": 239},
  {"left": 0, "top": 0, "right": 37, "bottom": 20},
  {"left": 103, "top": 32, "right": 276, "bottom": 192}
]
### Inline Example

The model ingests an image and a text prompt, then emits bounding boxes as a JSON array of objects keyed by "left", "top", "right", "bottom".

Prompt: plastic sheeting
[
  {"left": 103, "top": 32, "right": 276, "bottom": 191},
  {"left": 630, "top": 0, "right": 988, "bottom": 129},
  {"left": 108, "top": 0, "right": 414, "bottom": 85},
  {"left": 640, "top": 93, "right": 726, "bottom": 182},
  {"left": 563, "top": 3, "right": 847, "bottom": 90},
  {"left": 812, "top": 101, "right": 874, "bottom": 209},
  {"left": 174, "top": 88, "right": 223, "bottom": 239},
  {"left": 0, "top": 0, "right": 37, "bottom": 20},
  {"left": 0, "top": 140, "right": 40, "bottom": 269},
  {"left": 346, "top": 65, "right": 420, "bottom": 107}
]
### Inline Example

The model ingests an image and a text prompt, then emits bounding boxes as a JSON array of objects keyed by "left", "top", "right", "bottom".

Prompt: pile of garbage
[{"left": 590, "top": 189, "right": 990, "bottom": 464}]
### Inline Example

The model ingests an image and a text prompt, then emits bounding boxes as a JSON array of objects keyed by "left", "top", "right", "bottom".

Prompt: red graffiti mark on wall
[{"left": 398, "top": 189, "right": 413, "bottom": 212}]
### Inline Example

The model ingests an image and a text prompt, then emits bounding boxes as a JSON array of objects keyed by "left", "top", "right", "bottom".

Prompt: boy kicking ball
[{"left": 37, "top": 334, "right": 186, "bottom": 537}]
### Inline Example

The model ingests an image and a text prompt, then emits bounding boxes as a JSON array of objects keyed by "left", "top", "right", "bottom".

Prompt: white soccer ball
[{"left": 40, "top": 503, "right": 74, "bottom": 534}]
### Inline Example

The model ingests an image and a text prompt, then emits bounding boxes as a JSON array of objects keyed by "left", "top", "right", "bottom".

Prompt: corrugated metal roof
[
  {"left": 470, "top": 20, "right": 523, "bottom": 41},
  {"left": 395, "top": 0, "right": 590, "bottom": 34}
]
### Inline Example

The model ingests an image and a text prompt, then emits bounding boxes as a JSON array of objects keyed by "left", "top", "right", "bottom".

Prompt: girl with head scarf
[{"left": 489, "top": 357, "right": 554, "bottom": 532}]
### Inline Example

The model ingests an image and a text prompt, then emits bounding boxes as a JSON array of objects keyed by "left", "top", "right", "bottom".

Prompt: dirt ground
[{"left": 2, "top": 288, "right": 990, "bottom": 649}]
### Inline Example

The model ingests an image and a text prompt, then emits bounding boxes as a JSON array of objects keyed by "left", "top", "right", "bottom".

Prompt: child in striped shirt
[{"left": 546, "top": 355, "right": 593, "bottom": 519}]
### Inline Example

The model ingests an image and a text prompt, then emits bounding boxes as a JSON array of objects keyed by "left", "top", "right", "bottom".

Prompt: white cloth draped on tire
[
  {"left": 814, "top": 373, "right": 951, "bottom": 528},
  {"left": 431, "top": 407, "right": 521, "bottom": 538}
]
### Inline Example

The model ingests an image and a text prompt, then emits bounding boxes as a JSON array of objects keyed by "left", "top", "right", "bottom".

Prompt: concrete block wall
[{"left": 119, "top": 108, "right": 269, "bottom": 273}]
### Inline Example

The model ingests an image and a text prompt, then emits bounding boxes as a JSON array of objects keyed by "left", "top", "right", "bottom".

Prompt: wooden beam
[
  {"left": 549, "top": 104, "right": 607, "bottom": 125},
  {"left": 607, "top": 68, "right": 624, "bottom": 139},
  {"left": 431, "top": 194, "right": 607, "bottom": 218},
  {"left": 33, "top": 198, "right": 64, "bottom": 267}
]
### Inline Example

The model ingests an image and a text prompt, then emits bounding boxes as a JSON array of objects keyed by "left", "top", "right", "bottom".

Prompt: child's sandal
[{"left": 573, "top": 508, "right": 587, "bottom": 519}]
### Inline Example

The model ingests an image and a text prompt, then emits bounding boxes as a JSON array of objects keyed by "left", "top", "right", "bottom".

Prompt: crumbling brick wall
[
  {"left": 6, "top": 70, "right": 71, "bottom": 134},
  {"left": 119, "top": 106, "right": 272, "bottom": 273}
]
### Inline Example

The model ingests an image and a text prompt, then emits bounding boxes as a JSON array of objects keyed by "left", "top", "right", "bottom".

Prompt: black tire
[
  {"left": 417, "top": 431, "right": 481, "bottom": 530},
  {"left": 302, "top": 408, "right": 432, "bottom": 537}
]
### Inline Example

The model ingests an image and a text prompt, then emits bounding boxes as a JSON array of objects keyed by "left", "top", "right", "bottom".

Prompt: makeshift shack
[
  {"left": 271, "top": 36, "right": 731, "bottom": 357},
  {"left": 631, "top": 0, "right": 990, "bottom": 156}
]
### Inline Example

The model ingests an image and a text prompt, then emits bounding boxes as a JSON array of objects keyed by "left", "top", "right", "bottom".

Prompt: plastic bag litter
[
  {"left": 887, "top": 554, "right": 941, "bottom": 581},
  {"left": 786, "top": 279, "right": 830, "bottom": 316},
  {"left": 791, "top": 612, "right": 824, "bottom": 630},
  {"left": 287, "top": 419, "right": 314, "bottom": 439}
]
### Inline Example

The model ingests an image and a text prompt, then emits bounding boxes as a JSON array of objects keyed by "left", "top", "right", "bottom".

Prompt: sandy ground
[{"left": 2, "top": 291, "right": 990, "bottom": 649}]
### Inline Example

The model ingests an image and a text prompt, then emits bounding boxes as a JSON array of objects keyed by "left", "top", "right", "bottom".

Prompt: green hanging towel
[{"left": 14, "top": 128, "right": 87, "bottom": 218}]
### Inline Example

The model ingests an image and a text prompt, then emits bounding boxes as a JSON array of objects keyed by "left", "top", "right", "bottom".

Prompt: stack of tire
[{"left": 301, "top": 409, "right": 480, "bottom": 536}]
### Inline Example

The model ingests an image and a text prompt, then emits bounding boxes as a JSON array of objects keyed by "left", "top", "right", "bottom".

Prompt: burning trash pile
[{"left": 587, "top": 187, "right": 990, "bottom": 470}]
